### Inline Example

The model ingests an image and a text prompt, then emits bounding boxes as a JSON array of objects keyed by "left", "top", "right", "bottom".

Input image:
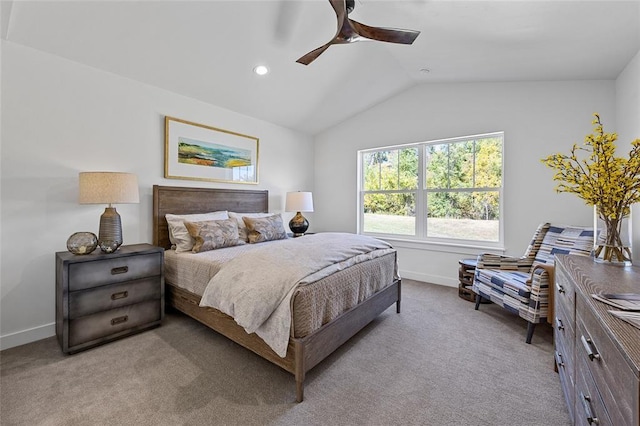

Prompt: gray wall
[
  {"left": 313, "top": 80, "right": 619, "bottom": 285},
  {"left": 616, "top": 49, "right": 640, "bottom": 264},
  {"left": 0, "top": 41, "right": 314, "bottom": 349}
]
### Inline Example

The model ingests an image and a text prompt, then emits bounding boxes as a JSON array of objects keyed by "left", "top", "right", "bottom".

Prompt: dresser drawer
[
  {"left": 555, "top": 336, "right": 575, "bottom": 421},
  {"left": 575, "top": 356, "right": 613, "bottom": 426},
  {"left": 68, "top": 299, "right": 161, "bottom": 348},
  {"left": 555, "top": 294, "right": 575, "bottom": 360},
  {"left": 69, "top": 277, "right": 161, "bottom": 318},
  {"left": 555, "top": 265, "right": 575, "bottom": 325},
  {"left": 68, "top": 252, "right": 162, "bottom": 291},
  {"left": 577, "top": 295, "right": 637, "bottom": 426}
]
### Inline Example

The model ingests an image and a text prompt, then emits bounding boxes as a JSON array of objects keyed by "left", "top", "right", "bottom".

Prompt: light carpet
[{"left": 0, "top": 280, "right": 570, "bottom": 425}]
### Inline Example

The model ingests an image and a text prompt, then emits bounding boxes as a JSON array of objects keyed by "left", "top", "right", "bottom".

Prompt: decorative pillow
[
  {"left": 184, "top": 218, "right": 242, "bottom": 253},
  {"left": 228, "top": 212, "right": 272, "bottom": 242},
  {"left": 242, "top": 213, "right": 288, "bottom": 244},
  {"left": 166, "top": 211, "right": 229, "bottom": 253}
]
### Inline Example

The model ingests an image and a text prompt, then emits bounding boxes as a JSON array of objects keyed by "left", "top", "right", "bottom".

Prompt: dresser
[
  {"left": 56, "top": 243, "right": 164, "bottom": 354},
  {"left": 554, "top": 255, "right": 640, "bottom": 425}
]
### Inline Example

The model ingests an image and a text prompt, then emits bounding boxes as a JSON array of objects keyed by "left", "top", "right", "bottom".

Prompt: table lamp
[
  {"left": 285, "top": 191, "right": 313, "bottom": 237},
  {"left": 79, "top": 172, "right": 140, "bottom": 253}
]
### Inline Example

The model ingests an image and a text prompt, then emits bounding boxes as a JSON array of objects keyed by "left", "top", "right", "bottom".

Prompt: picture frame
[{"left": 164, "top": 116, "right": 259, "bottom": 184}]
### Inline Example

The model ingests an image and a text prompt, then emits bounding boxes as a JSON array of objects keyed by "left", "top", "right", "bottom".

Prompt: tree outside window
[{"left": 360, "top": 133, "right": 503, "bottom": 243}]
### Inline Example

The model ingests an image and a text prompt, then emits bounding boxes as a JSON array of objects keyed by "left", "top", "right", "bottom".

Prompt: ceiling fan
[{"left": 296, "top": 0, "right": 420, "bottom": 65}]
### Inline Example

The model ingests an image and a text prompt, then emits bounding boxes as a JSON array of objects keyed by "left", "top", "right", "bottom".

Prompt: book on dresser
[
  {"left": 608, "top": 311, "right": 640, "bottom": 330},
  {"left": 55, "top": 243, "right": 164, "bottom": 354},
  {"left": 591, "top": 292, "right": 640, "bottom": 310}
]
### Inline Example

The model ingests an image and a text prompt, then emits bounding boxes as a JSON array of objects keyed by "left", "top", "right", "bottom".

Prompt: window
[{"left": 359, "top": 132, "right": 503, "bottom": 246}]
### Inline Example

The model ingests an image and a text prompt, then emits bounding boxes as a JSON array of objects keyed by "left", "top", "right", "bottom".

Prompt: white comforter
[{"left": 199, "top": 232, "right": 395, "bottom": 357}]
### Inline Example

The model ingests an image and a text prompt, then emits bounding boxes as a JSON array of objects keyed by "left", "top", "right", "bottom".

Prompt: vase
[
  {"left": 593, "top": 206, "right": 632, "bottom": 265},
  {"left": 67, "top": 232, "right": 98, "bottom": 255}
]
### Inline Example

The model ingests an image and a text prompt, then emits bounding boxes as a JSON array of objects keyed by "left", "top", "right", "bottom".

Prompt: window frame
[{"left": 357, "top": 132, "right": 504, "bottom": 250}]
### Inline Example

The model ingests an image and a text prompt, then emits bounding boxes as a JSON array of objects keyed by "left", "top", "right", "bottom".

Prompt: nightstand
[
  {"left": 56, "top": 243, "right": 164, "bottom": 354},
  {"left": 458, "top": 258, "right": 477, "bottom": 302}
]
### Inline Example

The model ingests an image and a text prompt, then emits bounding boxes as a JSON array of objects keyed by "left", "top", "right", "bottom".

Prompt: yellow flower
[{"left": 541, "top": 113, "right": 640, "bottom": 221}]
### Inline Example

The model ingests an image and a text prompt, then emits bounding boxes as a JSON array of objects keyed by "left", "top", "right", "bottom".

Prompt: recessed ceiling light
[
  {"left": 419, "top": 68, "right": 431, "bottom": 74},
  {"left": 254, "top": 65, "right": 269, "bottom": 76}
]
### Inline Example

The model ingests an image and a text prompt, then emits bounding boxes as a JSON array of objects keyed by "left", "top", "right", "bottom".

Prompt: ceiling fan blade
[
  {"left": 328, "top": 0, "right": 348, "bottom": 34},
  {"left": 296, "top": 42, "right": 333, "bottom": 65},
  {"left": 328, "top": 0, "right": 347, "bottom": 19},
  {"left": 351, "top": 20, "right": 420, "bottom": 44}
]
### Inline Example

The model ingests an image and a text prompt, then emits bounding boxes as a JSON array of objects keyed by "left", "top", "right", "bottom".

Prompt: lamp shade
[
  {"left": 79, "top": 172, "right": 140, "bottom": 205},
  {"left": 285, "top": 192, "right": 313, "bottom": 212}
]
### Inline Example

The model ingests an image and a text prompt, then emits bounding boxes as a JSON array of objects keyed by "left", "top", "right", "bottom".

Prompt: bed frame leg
[
  {"left": 296, "top": 379, "right": 304, "bottom": 403},
  {"left": 294, "top": 340, "right": 305, "bottom": 403},
  {"left": 396, "top": 279, "right": 402, "bottom": 313}
]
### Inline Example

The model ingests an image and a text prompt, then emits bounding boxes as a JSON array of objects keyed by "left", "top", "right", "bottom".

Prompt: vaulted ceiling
[{"left": 2, "top": 1, "right": 639, "bottom": 135}]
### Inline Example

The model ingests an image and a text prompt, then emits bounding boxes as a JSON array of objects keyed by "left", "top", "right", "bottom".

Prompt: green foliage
[
  {"left": 363, "top": 138, "right": 502, "bottom": 220},
  {"left": 363, "top": 148, "right": 418, "bottom": 215}
]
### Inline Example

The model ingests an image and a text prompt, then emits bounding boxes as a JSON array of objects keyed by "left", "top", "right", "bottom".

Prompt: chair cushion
[
  {"left": 534, "top": 225, "right": 594, "bottom": 265},
  {"left": 474, "top": 269, "right": 531, "bottom": 302}
]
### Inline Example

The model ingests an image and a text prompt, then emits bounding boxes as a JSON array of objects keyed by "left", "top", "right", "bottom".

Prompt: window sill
[{"left": 368, "top": 235, "right": 505, "bottom": 256}]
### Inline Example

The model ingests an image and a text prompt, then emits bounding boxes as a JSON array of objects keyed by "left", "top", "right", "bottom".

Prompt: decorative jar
[{"left": 67, "top": 232, "right": 98, "bottom": 255}]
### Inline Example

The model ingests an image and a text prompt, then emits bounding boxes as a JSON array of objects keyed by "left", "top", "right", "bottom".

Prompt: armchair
[{"left": 472, "top": 223, "right": 594, "bottom": 343}]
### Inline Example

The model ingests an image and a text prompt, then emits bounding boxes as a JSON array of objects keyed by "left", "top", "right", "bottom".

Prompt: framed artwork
[{"left": 164, "top": 116, "right": 259, "bottom": 184}]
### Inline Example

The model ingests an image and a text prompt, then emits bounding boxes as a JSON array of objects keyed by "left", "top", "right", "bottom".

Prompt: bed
[{"left": 152, "top": 185, "right": 401, "bottom": 402}]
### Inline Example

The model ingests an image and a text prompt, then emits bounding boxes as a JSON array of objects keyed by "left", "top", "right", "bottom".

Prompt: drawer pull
[
  {"left": 555, "top": 282, "right": 565, "bottom": 294},
  {"left": 555, "top": 317, "right": 564, "bottom": 331},
  {"left": 111, "top": 291, "right": 129, "bottom": 301},
  {"left": 581, "top": 335, "right": 601, "bottom": 361},
  {"left": 580, "top": 392, "right": 600, "bottom": 425},
  {"left": 110, "top": 315, "right": 128, "bottom": 326},
  {"left": 554, "top": 350, "right": 564, "bottom": 368},
  {"left": 111, "top": 266, "right": 129, "bottom": 275}
]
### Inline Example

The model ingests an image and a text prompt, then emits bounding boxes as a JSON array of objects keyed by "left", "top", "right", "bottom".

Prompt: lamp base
[
  {"left": 289, "top": 212, "right": 309, "bottom": 237},
  {"left": 98, "top": 207, "right": 123, "bottom": 253}
]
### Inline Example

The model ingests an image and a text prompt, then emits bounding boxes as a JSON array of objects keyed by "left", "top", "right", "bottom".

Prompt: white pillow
[
  {"left": 228, "top": 211, "right": 271, "bottom": 242},
  {"left": 166, "top": 211, "right": 229, "bottom": 253}
]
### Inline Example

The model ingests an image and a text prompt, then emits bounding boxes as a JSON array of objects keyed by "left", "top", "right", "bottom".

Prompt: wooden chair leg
[
  {"left": 474, "top": 295, "right": 482, "bottom": 310},
  {"left": 526, "top": 322, "right": 536, "bottom": 344}
]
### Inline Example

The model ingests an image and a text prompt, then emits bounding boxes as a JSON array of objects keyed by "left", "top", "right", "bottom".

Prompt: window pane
[
  {"left": 362, "top": 152, "right": 382, "bottom": 190},
  {"left": 449, "top": 141, "right": 474, "bottom": 188},
  {"left": 397, "top": 148, "right": 418, "bottom": 190},
  {"left": 425, "top": 144, "right": 448, "bottom": 189},
  {"left": 426, "top": 191, "right": 499, "bottom": 241},
  {"left": 363, "top": 193, "right": 415, "bottom": 235},
  {"left": 475, "top": 137, "right": 502, "bottom": 188},
  {"left": 426, "top": 141, "right": 474, "bottom": 189},
  {"left": 363, "top": 149, "right": 418, "bottom": 191}
]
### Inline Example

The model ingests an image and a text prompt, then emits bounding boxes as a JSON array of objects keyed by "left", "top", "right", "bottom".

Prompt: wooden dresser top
[{"left": 556, "top": 254, "right": 640, "bottom": 377}]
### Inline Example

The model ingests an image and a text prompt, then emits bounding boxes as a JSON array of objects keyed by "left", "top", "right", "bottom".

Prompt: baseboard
[
  {"left": 0, "top": 322, "right": 55, "bottom": 351},
  {"left": 399, "top": 270, "right": 458, "bottom": 288}
]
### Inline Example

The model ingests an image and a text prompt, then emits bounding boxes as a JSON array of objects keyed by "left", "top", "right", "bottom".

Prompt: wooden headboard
[{"left": 152, "top": 185, "right": 269, "bottom": 249}]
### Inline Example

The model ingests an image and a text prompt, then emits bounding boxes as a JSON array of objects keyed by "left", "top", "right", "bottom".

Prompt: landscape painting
[
  {"left": 165, "top": 116, "right": 259, "bottom": 184},
  {"left": 178, "top": 137, "right": 252, "bottom": 169}
]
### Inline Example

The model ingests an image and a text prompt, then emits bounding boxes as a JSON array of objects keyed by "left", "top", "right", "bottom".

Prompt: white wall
[
  {"left": 616, "top": 49, "right": 640, "bottom": 265},
  {"left": 313, "top": 80, "right": 616, "bottom": 285},
  {"left": 0, "top": 41, "right": 314, "bottom": 349}
]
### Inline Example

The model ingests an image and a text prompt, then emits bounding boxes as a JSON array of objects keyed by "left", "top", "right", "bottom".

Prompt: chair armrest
[
  {"left": 529, "top": 262, "right": 556, "bottom": 325},
  {"left": 530, "top": 263, "right": 555, "bottom": 279},
  {"left": 476, "top": 253, "right": 535, "bottom": 271}
]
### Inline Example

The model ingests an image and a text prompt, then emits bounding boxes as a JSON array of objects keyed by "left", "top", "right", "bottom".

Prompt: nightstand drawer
[
  {"left": 68, "top": 252, "right": 162, "bottom": 291},
  {"left": 68, "top": 299, "right": 161, "bottom": 348},
  {"left": 69, "top": 277, "right": 161, "bottom": 318}
]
